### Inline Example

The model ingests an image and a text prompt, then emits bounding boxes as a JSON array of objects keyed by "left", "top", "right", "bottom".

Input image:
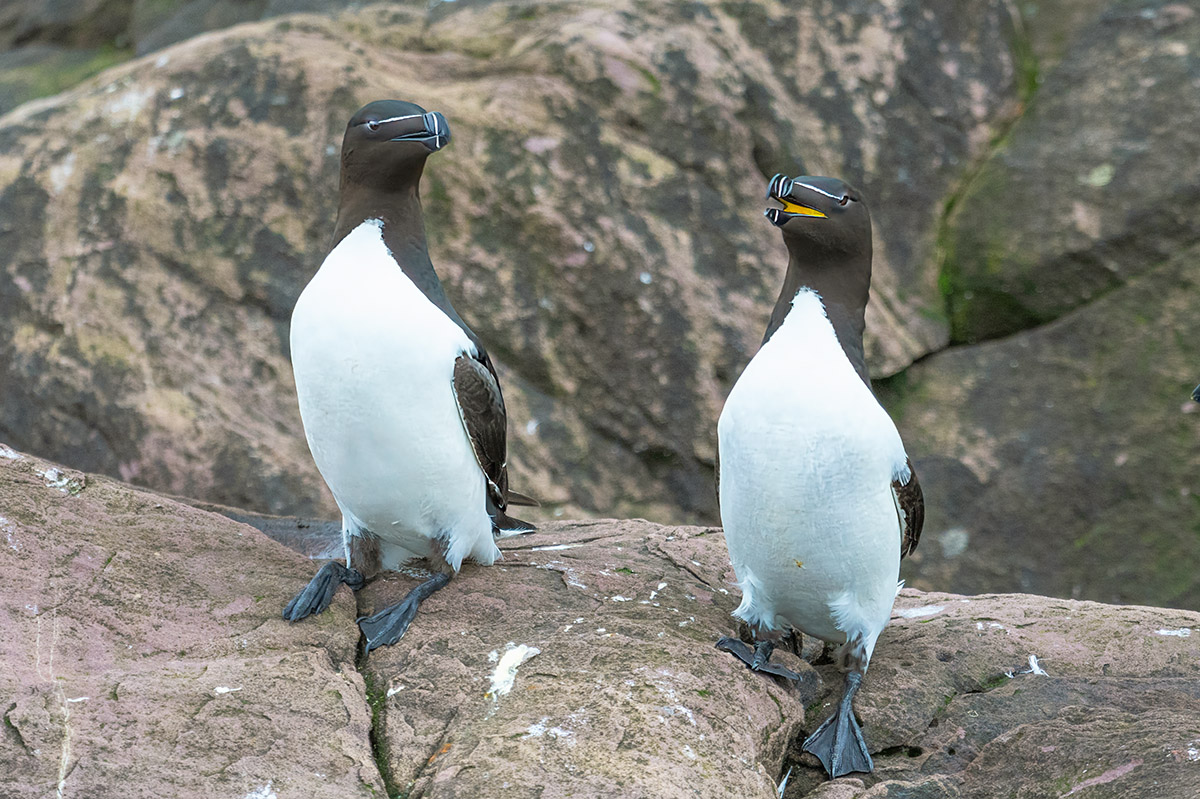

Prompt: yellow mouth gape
[{"left": 778, "top": 199, "right": 827, "bottom": 218}]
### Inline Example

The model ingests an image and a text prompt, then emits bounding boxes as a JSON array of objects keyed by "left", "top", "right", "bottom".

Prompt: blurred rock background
[{"left": 0, "top": 0, "right": 1196, "bottom": 608}]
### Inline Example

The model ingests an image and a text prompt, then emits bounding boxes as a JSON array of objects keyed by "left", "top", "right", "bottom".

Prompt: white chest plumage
[
  {"left": 289, "top": 219, "right": 498, "bottom": 571},
  {"left": 718, "top": 288, "right": 908, "bottom": 660}
]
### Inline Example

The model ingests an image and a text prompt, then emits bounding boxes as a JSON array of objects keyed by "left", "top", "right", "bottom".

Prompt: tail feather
[
  {"left": 505, "top": 489, "right": 540, "bottom": 507},
  {"left": 492, "top": 509, "right": 536, "bottom": 537}
]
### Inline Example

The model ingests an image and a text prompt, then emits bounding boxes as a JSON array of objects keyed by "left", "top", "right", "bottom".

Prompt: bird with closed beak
[{"left": 283, "top": 100, "right": 536, "bottom": 653}]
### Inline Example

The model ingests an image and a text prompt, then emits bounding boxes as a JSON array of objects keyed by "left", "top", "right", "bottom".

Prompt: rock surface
[
  {"left": 787, "top": 590, "right": 1200, "bottom": 799},
  {"left": 0, "top": 444, "right": 376, "bottom": 796},
  {"left": 0, "top": 0, "right": 1017, "bottom": 525},
  {"left": 0, "top": 44, "right": 131, "bottom": 119},
  {"left": 889, "top": 249, "right": 1200, "bottom": 610},
  {"left": 942, "top": 0, "right": 1200, "bottom": 343},
  {"left": 358, "top": 519, "right": 805, "bottom": 798},
  {"left": 4, "top": 445, "right": 1200, "bottom": 798},
  {"left": 1, "top": 0, "right": 1199, "bottom": 612},
  {"left": 0, "top": 444, "right": 802, "bottom": 797},
  {"left": 892, "top": 0, "right": 1200, "bottom": 609}
]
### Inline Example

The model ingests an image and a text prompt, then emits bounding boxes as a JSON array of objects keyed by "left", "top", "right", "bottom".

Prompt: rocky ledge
[{"left": 2, "top": 444, "right": 1198, "bottom": 798}]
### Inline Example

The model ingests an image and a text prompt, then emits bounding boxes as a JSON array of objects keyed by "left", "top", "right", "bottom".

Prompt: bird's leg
[
  {"left": 783, "top": 627, "right": 803, "bottom": 657},
  {"left": 813, "top": 639, "right": 836, "bottom": 665},
  {"left": 282, "top": 519, "right": 376, "bottom": 622},
  {"left": 802, "top": 669, "right": 873, "bottom": 778},
  {"left": 358, "top": 571, "right": 451, "bottom": 653},
  {"left": 282, "top": 560, "right": 366, "bottom": 621},
  {"left": 716, "top": 626, "right": 801, "bottom": 681}
]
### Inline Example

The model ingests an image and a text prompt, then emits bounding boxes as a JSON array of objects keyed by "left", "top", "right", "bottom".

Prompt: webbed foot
[
  {"left": 716, "top": 637, "right": 801, "bottom": 681},
  {"left": 802, "top": 671, "right": 873, "bottom": 777},
  {"left": 358, "top": 572, "right": 451, "bottom": 653},
  {"left": 283, "top": 561, "right": 365, "bottom": 622}
]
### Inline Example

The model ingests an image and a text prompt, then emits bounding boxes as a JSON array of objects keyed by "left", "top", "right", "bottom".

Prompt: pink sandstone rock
[{"left": 4, "top": 444, "right": 1199, "bottom": 798}]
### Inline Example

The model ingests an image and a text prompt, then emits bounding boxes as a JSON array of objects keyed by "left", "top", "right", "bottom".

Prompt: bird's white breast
[
  {"left": 718, "top": 288, "right": 907, "bottom": 655},
  {"left": 289, "top": 219, "right": 496, "bottom": 570}
]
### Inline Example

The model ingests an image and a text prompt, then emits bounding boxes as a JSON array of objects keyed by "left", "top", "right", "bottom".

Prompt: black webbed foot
[
  {"left": 802, "top": 671, "right": 873, "bottom": 777},
  {"left": 283, "top": 561, "right": 365, "bottom": 622},
  {"left": 716, "top": 637, "right": 801, "bottom": 681},
  {"left": 358, "top": 572, "right": 451, "bottom": 653}
]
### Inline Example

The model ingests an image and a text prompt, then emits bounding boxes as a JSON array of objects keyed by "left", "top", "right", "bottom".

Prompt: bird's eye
[
  {"left": 839, "top": 195, "right": 850, "bottom": 206},
  {"left": 366, "top": 120, "right": 380, "bottom": 131}
]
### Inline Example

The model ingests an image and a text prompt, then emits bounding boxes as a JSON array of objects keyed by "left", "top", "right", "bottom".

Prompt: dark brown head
[
  {"left": 760, "top": 174, "right": 875, "bottom": 381},
  {"left": 765, "top": 174, "right": 871, "bottom": 258},
  {"left": 339, "top": 99, "right": 451, "bottom": 194}
]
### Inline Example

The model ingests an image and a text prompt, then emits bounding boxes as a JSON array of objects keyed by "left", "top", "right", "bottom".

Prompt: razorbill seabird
[
  {"left": 282, "top": 100, "right": 536, "bottom": 652},
  {"left": 715, "top": 174, "right": 924, "bottom": 778}
]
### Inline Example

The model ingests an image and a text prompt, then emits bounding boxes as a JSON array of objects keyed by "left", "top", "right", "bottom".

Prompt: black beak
[
  {"left": 765, "top": 174, "right": 790, "bottom": 227},
  {"left": 763, "top": 172, "right": 826, "bottom": 226},
  {"left": 1193, "top": 384, "right": 1200, "bottom": 403},
  {"left": 765, "top": 173, "right": 793, "bottom": 227},
  {"left": 390, "top": 111, "right": 451, "bottom": 152},
  {"left": 765, "top": 173, "right": 794, "bottom": 200}
]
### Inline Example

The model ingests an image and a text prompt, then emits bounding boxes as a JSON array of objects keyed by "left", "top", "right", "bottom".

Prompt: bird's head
[
  {"left": 764, "top": 174, "right": 871, "bottom": 258},
  {"left": 339, "top": 99, "right": 451, "bottom": 192}
]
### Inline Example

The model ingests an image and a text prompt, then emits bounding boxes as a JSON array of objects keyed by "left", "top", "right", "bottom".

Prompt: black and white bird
[
  {"left": 282, "top": 100, "right": 535, "bottom": 652},
  {"left": 716, "top": 174, "right": 924, "bottom": 778}
]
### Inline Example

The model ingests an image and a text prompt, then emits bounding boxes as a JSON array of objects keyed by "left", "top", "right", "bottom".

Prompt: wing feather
[
  {"left": 893, "top": 458, "right": 924, "bottom": 558},
  {"left": 452, "top": 353, "right": 510, "bottom": 510}
]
